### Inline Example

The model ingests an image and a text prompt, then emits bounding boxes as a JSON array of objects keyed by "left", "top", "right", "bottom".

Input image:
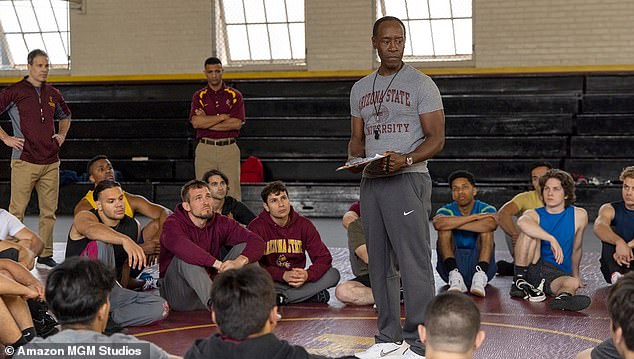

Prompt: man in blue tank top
[
  {"left": 510, "top": 169, "right": 591, "bottom": 311},
  {"left": 594, "top": 166, "right": 634, "bottom": 284}
]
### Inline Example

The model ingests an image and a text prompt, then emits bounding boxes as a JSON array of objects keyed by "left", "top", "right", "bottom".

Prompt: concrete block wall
[
  {"left": 3, "top": 0, "right": 632, "bottom": 77},
  {"left": 70, "top": 0, "right": 212, "bottom": 76},
  {"left": 474, "top": 0, "right": 634, "bottom": 68}
]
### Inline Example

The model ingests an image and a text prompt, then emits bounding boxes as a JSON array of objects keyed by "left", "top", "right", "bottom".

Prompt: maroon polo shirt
[
  {"left": 189, "top": 83, "right": 245, "bottom": 140},
  {"left": 0, "top": 77, "right": 71, "bottom": 164}
]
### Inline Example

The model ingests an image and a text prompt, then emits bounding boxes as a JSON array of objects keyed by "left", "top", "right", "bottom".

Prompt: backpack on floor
[{"left": 240, "top": 155, "right": 264, "bottom": 183}]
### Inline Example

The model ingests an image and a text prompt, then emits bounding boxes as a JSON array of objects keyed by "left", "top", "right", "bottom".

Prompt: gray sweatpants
[
  {"left": 274, "top": 267, "right": 340, "bottom": 303},
  {"left": 94, "top": 241, "right": 169, "bottom": 327},
  {"left": 159, "top": 243, "right": 245, "bottom": 311},
  {"left": 360, "top": 172, "right": 435, "bottom": 355}
]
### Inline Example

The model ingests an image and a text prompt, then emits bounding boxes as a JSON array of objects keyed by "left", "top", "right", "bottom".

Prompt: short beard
[{"left": 192, "top": 211, "right": 213, "bottom": 220}]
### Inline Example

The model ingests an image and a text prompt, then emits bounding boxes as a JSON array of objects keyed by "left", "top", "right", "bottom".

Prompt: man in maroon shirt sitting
[
  {"left": 0, "top": 49, "right": 71, "bottom": 268},
  {"left": 247, "top": 181, "right": 340, "bottom": 304},
  {"left": 158, "top": 180, "right": 264, "bottom": 311}
]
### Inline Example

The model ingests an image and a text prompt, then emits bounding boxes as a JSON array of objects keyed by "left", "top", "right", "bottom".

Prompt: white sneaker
[
  {"left": 399, "top": 348, "right": 425, "bottom": 358},
  {"left": 470, "top": 266, "right": 488, "bottom": 297},
  {"left": 448, "top": 269, "right": 467, "bottom": 293},
  {"left": 611, "top": 272, "right": 623, "bottom": 285},
  {"left": 355, "top": 342, "right": 409, "bottom": 358}
]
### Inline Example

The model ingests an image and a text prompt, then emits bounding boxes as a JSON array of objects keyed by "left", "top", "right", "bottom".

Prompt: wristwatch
[{"left": 405, "top": 155, "right": 413, "bottom": 167}]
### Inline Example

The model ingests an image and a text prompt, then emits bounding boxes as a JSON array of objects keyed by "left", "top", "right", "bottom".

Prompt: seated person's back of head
[{"left": 420, "top": 292, "right": 485, "bottom": 359}]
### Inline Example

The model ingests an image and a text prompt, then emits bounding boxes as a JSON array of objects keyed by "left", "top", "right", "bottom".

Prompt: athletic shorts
[
  {"left": 527, "top": 259, "right": 569, "bottom": 296},
  {"left": 0, "top": 248, "right": 19, "bottom": 261},
  {"left": 351, "top": 274, "right": 371, "bottom": 288}
]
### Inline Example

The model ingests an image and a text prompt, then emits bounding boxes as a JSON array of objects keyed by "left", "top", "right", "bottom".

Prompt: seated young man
[
  {"left": 184, "top": 266, "right": 354, "bottom": 359},
  {"left": 594, "top": 166, "right": 634, "bottom": 285},
  {"left": 511, "top": 169, "right": 591, "bottom": 311},
  {"left": 0, "top": 208, "right": 44, "bottom": 269},
  {"left": 159, "top": 180, "right": 264, "bottom": 312},
  {"left": 417, "top": 292, "right": 485, "bottom": 359},
  {"left": 16, "top": 257, "right": 180, "bottom": 359},
  {"left": 433, "top": 171, "right": 497, "bottom": 297},
  {"left": 0, "top": 259, "right": 40, "bottom": 352},
  {"left": 335, "top": 201, "right": 374, "bottom": 306},
  {"left": 203, "top": 169, "right": 256, "bottom": 226},
  {"left": 496, "top": 162, "right": 551, "bottom": 275},
  {"left": 75, "top": 155, "right": 172, "bottom": 264},
  {"left": 1, "top": 209, "right": 57, "bottom": 338},
  {"left": 575, "top": 272, "right": 634, "bottom": 359},
  {"left": 68, "top": 180, "right": 169, "bottom": 328},
  {"left": 247, "top": 181, "right": 340, "bottom": 304}
]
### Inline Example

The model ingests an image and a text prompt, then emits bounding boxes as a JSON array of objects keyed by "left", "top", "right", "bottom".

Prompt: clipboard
[{"left": 336, "top": 154, "right": 387, "bottom": 171}]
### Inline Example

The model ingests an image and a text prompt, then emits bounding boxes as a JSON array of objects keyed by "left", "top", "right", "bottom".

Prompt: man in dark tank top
[{"left": 594, "top": 166, "right": 634, "bottom": 284}]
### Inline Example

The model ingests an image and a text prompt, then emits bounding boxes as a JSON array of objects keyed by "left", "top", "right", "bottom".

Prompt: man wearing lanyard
[
  {"left": 0, "top": 49, "right": 71, "bottom": 269},
  {"left": 189, "top": 57, "right": 245, "bottom": 200}
]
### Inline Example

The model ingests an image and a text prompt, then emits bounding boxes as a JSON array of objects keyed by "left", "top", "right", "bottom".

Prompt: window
[
  {"left": 214, "top": 0, "right": 305, "bottom": 65},
  {"left": 376, "top": 0, "right": 472, "bottom": 61},
  {"left": 0, "top": 0, "right": 70, "bottom": 70}
]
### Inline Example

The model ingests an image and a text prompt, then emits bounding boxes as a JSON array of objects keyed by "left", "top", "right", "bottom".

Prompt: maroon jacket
[
  {"left": 0, "top": 77, "right": 71, "bottom": 164},
  {"left": 247, "top": 208, "right": 333, "bottom": 283},
  {"left": 159, "top": 204, "right": 264, "bottom": 277}
]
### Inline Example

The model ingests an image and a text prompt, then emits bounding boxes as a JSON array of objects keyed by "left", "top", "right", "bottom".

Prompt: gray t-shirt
[
  {"left": 350, "top": 64, "right": 443, "bottom": 178},
  {"left": 15, "top": 329, "right": 170, "bottom": 359}
]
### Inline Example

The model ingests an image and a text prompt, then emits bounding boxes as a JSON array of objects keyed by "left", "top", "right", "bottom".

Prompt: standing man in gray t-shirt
[{"left": 348, "top": 16, "right": 445, "bottom": 359}]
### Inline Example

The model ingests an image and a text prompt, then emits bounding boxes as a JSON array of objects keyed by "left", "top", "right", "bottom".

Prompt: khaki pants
[
  {"left": 194, "top": 141, "right": 241, "bottom": 200},
  {"left": 9, "top": 160, "right": 59, "bottom": 257}
]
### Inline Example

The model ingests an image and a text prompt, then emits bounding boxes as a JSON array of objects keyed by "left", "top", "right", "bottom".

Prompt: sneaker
[
  {"left": 103, "top": 314, "right": 127, "bottom": 336},
  {"left": 549, "top": 293, "right": 591, "bottom": 311},
  {"left": 470, "top": 266, "right": 488, "bottom": 297},
  {"left": 307, "top": 289, "right": 330, "bottom": 304},
  {"left": 611, "top": 272, "right": 623, "bottom": 285},
  {"left": 142, "top": 277, "right": 159, "bottom": 291},
  {"left": 276, "top": 293, "right": 288, "bottom": 306},
  {"left": 510, "top": 278, "right": 546, "bottom": 302},
  {"left": 448, "top": 269, "right": 467, "bottom": 293},
  {"left": 355, "top": 342, "right": 409, "bottom": 359},
  {"left": 36, "top": 256, "right": 58, "bottom": 269},
  {"left": 496, "top": 260, "right": 515, "bottom": 276},
  {"left": 400, "top": 348, "right": 426, "bottom": 358},
  {"left": 27, "top": 300, "right": 59, "bottom": 338}
]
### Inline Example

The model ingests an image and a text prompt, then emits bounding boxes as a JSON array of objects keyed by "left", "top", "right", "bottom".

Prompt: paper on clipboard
[{"left": 336, "top": 154, "right": 387, "bottom": 171}]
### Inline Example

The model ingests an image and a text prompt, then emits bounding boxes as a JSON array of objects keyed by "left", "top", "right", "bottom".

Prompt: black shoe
[
  {"left": 104, "top": 314, "right": 127, "bottom": 336},
  {"left": 496, "top": 260, "right": 515, "bottom": 276},
  {"left": 28, "top": 300, "right": 59, "bottom": 338},
  {"left": 307, "top": 289, "right": 330, "bottom": 304},
  {"left": 276, "top": 293, "right": 288, "bottom": 306},
  {"left": 510, "top": 278, "right": 546, "bottom": 302},
  {"left": 549, "top": 294, "right": 591, "bottom": 311},
  {"left": 36, "top": 256, "right": 58, "bottom": 269}
]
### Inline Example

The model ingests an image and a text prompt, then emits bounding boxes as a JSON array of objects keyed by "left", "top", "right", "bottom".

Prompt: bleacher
[{"left": 1, "top": 73, "right": 632, "bottom": 218}]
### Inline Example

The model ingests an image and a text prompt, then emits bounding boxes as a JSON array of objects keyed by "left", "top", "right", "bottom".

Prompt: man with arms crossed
[
  {"left": 433, "top": 171, "right": 497, "bottom": 297},
  {"left": 0, "top": 49, "right": 71, "bottom": 268},
  {"left": 594, "top": 166, "right": 634, "bottom": 284},
  {"left": 511, "top": 169, "right": 591, "bottom": 311},
  {"left": 348, "top": 16, "right": 445, "bottom": 358},
  {"left": 496, "top": 162, "right": 551, "bottom": 275},
  {"left": 190, "top": 57, "right": 245, "bottom": 200}
]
